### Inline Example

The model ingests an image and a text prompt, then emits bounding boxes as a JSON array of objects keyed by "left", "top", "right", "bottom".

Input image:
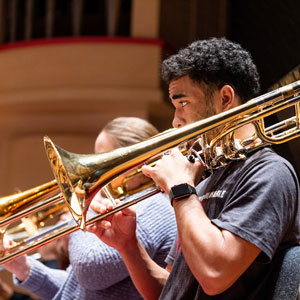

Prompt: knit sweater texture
[{"left": 15, "top": 193, "right": 176, "bottom": 300}]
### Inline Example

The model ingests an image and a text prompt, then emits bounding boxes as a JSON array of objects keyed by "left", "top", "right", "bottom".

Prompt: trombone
[
  {"left": 0, "top": 80, "right": 300, "bottom": 264},
  {"left": 0, "top": 180, "right": 60, "bottom": 228}
]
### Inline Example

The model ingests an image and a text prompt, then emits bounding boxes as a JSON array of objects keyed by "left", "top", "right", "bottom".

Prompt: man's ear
[{"left": 220, "top": 85, "right": 235, "bottom": 111}]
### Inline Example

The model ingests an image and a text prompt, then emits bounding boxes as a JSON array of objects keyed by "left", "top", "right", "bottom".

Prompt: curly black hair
[{"left": 161, "top": 38, "right": 260, "bottom": 103}]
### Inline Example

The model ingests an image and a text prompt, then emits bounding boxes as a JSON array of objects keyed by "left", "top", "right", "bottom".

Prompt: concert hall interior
[{"left": 0, "top": 1, "right": 299, "bottom": 299}]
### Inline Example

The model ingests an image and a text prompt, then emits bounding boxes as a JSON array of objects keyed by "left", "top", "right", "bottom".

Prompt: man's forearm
[
  {"left": 174, "top": 195, "right": 260, "bottom": 295},
  {"left": 119, "top": 236, "right": 169, "bottom": 300}
]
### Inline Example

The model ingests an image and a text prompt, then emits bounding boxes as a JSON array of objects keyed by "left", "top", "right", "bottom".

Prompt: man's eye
[{"left": 180, "top": 101, "right": 187, "bottom": 107}]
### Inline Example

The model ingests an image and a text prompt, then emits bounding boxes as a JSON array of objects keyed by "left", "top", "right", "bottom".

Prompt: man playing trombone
[{"left": 88, "top": 38, "right": 300, "bottom": 299}]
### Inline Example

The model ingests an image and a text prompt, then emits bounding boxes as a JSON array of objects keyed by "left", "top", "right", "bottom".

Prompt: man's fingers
[{"left": 141, "top": 165, "right": 153, "bottom": 178}]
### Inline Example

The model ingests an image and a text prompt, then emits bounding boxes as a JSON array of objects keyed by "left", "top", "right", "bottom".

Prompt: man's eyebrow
[{"left": 171, "top": 93, "right": 186, "bottom": 100}]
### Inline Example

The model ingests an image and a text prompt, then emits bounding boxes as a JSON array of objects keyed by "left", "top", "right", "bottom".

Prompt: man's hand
[
  {"left": 87, "top": 193, "right": 137, "bottom": 252},
  {"left": 142, "top": 147, "right": 204, "bottom": 194}
]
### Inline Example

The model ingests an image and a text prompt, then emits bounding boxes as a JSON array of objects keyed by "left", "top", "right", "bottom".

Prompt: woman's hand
[
  {"left": 1, "top": 235, "right": 31, "bottom": 282},
  {"left": 87, "top": 193, "right": 137, "bottom": 252}
]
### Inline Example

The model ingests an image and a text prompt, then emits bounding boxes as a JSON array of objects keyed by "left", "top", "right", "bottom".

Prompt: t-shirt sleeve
[
  {"left": 211, "top": 155, "right": 299, "bottom": 262},
  {"left": 165, "top": 236, "right": 178, "bottom": 266}
]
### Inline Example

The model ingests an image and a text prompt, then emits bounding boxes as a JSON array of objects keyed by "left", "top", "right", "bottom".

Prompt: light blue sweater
[{"left": 15, "top": 193, "right": 176, "bottom": 300}]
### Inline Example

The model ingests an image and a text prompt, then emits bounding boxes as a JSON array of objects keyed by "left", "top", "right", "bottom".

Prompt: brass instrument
[
  {"left": 0, "top": 180, "right": 60, "bottom": 227},
  {"left": 0, "top": 80, "right": 300, "bottom": 264},
  {"left": 0, "top": 197, "right": 68, "bottom": 261},
  {"left": 5, "top": 201, "right": 67, "bottom": 238}
]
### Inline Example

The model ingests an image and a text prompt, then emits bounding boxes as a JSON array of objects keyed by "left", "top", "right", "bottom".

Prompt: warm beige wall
[
  {"left": 0, "top": 41, "right": 161, "bottom": 93},
  {"left": 0, "top": 40, "right": 171, "bottom": 196}
]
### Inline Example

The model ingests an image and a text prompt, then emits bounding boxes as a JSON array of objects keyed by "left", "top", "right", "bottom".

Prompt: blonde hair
[{"left": 102, "top": 117, "right": 158, "bottom": 148}]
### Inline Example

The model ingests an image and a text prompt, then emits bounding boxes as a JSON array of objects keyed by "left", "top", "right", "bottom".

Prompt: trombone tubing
[
  {"left": 0, "top": 191, "right": 62, "bottom": 228},
  {"left": 0, "top": 187, "right": 159, "bottom": 264},
  {"left": 0, "top": 178, "right": 60, "bottom": 227}
]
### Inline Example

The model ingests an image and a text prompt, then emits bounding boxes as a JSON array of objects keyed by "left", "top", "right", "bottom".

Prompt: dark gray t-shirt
[{"left": 160, "top": 147, "right": 300, "bottom": 299}]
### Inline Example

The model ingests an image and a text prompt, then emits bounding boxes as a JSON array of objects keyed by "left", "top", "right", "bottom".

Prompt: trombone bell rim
[{"left": 44, "top": 136, "right": 86, "bottom": 230}]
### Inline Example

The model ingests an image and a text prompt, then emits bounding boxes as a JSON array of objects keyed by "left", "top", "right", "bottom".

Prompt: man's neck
[{"left": 234, "top": 123, "right": 256, "bottom": 140}]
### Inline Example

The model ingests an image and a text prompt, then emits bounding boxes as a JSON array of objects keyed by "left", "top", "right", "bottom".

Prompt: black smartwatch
[{"left": 169, "top": 183, "right": 197, "bottom": 206}]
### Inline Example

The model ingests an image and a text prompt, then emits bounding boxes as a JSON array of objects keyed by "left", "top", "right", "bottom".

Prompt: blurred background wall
[
  {"left": 0, "top": 0, "right": 299, "bottom": 195},
  {"left": 0, "top": 0, "right": 299, "bottom": 298}
]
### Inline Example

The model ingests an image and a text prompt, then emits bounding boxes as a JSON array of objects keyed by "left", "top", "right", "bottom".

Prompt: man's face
[{"left": 169, "top": 75, "right": 219, "bottom": 128}]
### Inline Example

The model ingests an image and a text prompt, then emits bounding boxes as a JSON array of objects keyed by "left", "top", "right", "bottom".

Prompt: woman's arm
[
  {"left": 87, "top": 201, "right": 171, "bottom": 300},
  {"left": 5, "top": 255, "right": 68, "bottom": 300}
]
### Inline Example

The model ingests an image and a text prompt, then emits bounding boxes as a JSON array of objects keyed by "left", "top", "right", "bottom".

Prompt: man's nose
[{"left": 172, "top": 116, "right": 183, "bottom": 128}]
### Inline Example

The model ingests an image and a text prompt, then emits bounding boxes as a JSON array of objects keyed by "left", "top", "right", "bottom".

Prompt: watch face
[
  {"left": 173, "top": 184, "right": 189, "bottom": 197},
  {"left": 171, "top": 183, "right": 196, "bottom": 200}
]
